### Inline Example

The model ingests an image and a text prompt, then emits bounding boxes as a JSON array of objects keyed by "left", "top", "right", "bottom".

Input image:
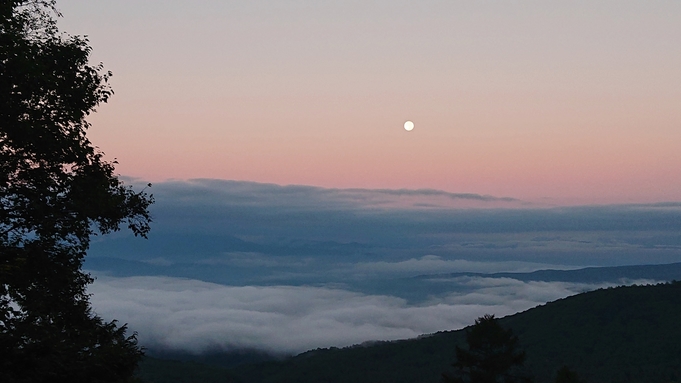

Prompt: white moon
[{"left": 404, "top": 121, "right": 414, "bottom": 131}]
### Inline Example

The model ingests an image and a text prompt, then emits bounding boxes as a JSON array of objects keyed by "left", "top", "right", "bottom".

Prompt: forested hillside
[{"left": 505, "top": 281, "right": 681, "bottom": 382}]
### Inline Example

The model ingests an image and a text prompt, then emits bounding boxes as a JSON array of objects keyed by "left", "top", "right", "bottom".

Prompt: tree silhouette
[
  {"left": 1, "top": 1, "right": 152, "bottom": 382},
  {"left": 554, "top": 366, "right": 585, "bottom": 383},
  {"left": 442, "top": 315, "right": 532, "bottom": 383}
]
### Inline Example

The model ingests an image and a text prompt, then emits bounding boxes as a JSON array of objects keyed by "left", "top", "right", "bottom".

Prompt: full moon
[{"left": 404, "top": 121, "right": 414, "bottom": 131}]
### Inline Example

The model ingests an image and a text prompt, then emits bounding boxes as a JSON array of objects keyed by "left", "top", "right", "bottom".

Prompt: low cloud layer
[{"left": 88, "top": 275, "right": 640, "bottom": 355}]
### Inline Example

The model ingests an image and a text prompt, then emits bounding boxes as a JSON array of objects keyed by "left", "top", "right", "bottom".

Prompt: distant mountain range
[
  {"left": 418, "top": 261, "right": 681, "bottom": 283},
  {"left": 362, "top": 261, "right": 681, "bottom": 303}
]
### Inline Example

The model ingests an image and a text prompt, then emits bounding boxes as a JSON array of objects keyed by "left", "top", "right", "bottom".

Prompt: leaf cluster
[{"left": 1, "top": 1, "right": 152, "bottom": 382}]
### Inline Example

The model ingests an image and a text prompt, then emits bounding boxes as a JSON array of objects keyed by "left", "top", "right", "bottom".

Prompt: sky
[
  {"left": 56, "top": 0, "right": 681, "bottom": 205},
  {"left": 47, "top": 1, "right": 681, "bottom": 355}
]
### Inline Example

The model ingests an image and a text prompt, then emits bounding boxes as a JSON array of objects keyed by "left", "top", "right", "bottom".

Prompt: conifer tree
[{"left": 442, "top": 315, "right": 532, "bottom": 383}]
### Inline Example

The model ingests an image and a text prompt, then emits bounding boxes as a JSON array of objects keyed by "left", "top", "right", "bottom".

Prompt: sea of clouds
[
  {"left": 89, "top": 275, "right": 636, "bottom": 355},
  {"left": 85, "top": 179, "right": 681, "bottom": 355}
]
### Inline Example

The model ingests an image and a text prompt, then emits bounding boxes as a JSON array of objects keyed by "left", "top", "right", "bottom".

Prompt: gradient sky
[{"left": 57, "top": 0, "right": 681, "bottom": 205}]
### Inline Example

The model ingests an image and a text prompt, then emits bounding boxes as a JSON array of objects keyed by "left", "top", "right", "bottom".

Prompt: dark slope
[
  {"left": 227, "top": 282, "right": 681, "bottom": 383},
  {"left": 230, "top": 334, "right": 465, "bottom": 383},
  {"left": 136, "top": 357, "right": 241, "bottom": 383},
  {"left": 504, "top": 282, "right": 681, "bottom": 382}
]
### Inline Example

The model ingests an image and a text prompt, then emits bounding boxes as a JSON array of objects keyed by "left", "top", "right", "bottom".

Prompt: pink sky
[{"left": 58, "top": 1, "right": 681, "bottom": 205}]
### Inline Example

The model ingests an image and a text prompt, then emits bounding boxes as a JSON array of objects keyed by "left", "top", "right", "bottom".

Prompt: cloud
[
  {"left": 150, "top": 179, "right": 524, "bottom": 211},
  {"left": 138, "top": 180, "right": 681, "bottom": 242},
  {"left": 436, "top": 277, "right": 606, "bottom": 308},
  {"left": 85, "top": 179, "right": 681, "bottom": 306},
  {"left": 80, "top": 180, "right": 681, "bottom": 358},
  {"left": 88, "top": 275, "right": 648, "bottom": 355},
  {"left": 91, "top": 179, "right": 681, "bottom": 268}
]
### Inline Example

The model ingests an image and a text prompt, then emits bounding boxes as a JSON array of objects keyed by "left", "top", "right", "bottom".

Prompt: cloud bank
[
  {"left": 146, "top": 179, "right": 524, "bottom": 211},
  {"left": 89, "top": 275, "right": 640, "bottom": 355},
  {"left": 86, "top": 180, "right": 681, "bottom": 293}
]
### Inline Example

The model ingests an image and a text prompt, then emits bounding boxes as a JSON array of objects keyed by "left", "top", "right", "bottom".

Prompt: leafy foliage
[
  {"left": 0, "top": 1, "right": 152, "bottom": 381},
  {"left": 442, "top": 314, "right": 532, "bottom": 383}
]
